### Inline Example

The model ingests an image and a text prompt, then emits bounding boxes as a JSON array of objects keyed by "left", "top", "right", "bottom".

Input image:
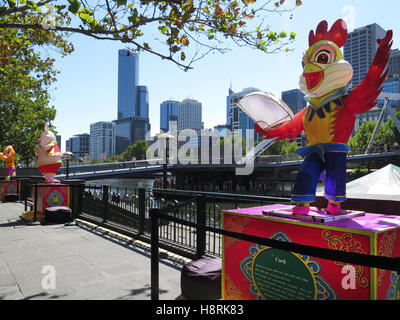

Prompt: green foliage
[
  {"left": 0, "top": 12, "right": 73, "bottom": 164},
  {"left": 120, "top": 140, "right": 149, "bottom": 161},
  {"left": 349, "top": 113, "right": 400, "bottom": 150},
  {"left": 0, "top": 0, "right": 302, "bottom": 70},
  {"left": 255, "top": 138, "right": 298, "bottom": 155},
  {"left": 220, "top": 135, "right": 247, "bottom": 155}
]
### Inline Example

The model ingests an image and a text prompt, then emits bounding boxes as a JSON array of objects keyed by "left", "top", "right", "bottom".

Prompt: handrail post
[
  {"left": 138, "top": 188, "right": 146, "bottom": 235},
  {"left": 102, "top": 184, "right": 109, "bottom": 223},
  {"left": 33, "top": 183, "right": 38, "bottom": 222},
  {"left": 150, "top": 208, "right": 160, "bottom": 300},
  {"left": 196, "top": 194, "right": 206, "bottom": 259}
]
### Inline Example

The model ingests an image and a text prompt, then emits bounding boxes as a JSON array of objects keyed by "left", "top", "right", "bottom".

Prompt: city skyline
[{"left": 52, "top": 1, "right": 400, "bottom": 152}]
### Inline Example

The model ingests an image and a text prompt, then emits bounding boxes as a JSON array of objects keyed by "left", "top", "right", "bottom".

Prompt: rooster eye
[{"left": 315, "top": 50, "right": 331, "bottom": 64}]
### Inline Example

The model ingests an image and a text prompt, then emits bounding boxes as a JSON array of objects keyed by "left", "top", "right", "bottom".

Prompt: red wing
[
  {"left": 255, "top": 107, "right": 306, "bottom": 142},
  {"left": 342, "top": 30, "right": 393, "bottom": 113}
]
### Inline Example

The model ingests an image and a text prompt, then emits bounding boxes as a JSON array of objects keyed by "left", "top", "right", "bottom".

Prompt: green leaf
[
  {"left": 115, "top": 0, "right": 127, "bottom": 5},
  {"left": 67, "top": 0, "right": 81, "bottom": 14}
]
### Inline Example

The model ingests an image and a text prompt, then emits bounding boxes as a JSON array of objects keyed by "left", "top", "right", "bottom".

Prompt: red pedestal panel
[
  {"left": 33, "top": 184, "right": 69, "bottom": 219},
  {"left": 222, "top": 204, "right": 400, "bottom": 300},
  {"left": 0, "top": 181, "right": 18, "bottom": 201}
]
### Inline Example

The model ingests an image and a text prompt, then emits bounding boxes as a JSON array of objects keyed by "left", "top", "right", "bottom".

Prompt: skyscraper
[
  {"left": 178, "top": 98, "right": 202, "bottom": 134},
  {"left": 388, "top": 49, "right": 400, "bottom": 78},
  {"left": 117, "top": 49, "right": 139, "bottom": 119},
  {"left": 137, "top": 85, "right": 149, "bottom": 119},
  {"left": 281, "top": 89, "right": 306, "bottom": 114},
  {"left": 344, "top": 23, "right": 386, "bottom": 88},
  {"left": 113, "top": 117, "right": 150, "bottom": 155},
  {"left": 115, "top": 49, "right": 150, "bottom": 154},
  {"left": 65, "top": 133, "right": 90, "bottom": 161},
  {"left": 90, "top": 121, "right": 114, "bottom": 160},
  {"left": 160, "top": 99, "right": 179, "bottom": 132},
  {"left": 226, "top": 87, "right": 261, "bottom": 141}
]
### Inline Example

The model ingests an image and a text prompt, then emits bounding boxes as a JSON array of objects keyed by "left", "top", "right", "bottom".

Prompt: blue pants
[{"left": 291, "top": 151, "right": 347, "bottom": 203}]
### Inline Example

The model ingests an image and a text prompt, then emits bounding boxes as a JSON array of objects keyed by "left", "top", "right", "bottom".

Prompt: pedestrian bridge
[{"left": 51, "top": 148, "right": 400, "bottom": 180}]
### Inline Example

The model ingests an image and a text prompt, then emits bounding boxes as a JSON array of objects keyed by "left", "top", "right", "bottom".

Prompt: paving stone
[{"left": 0, "top": 202, "right": 184, "bottom": 300}]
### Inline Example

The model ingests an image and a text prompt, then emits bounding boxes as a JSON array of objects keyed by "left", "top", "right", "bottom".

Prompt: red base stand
[
  {"left": 33, "top": 184, "right": 69, "bottom": 222},
  {"left": 0, "top": 180, "right": 19, "bottom": 202},
  {"left": 222, "top": 204, "right": 400, "bottom": 300}
]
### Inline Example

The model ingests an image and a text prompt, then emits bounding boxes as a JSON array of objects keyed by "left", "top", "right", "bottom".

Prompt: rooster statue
[{"left": 255, "top": 19, "right": 393, "bottom": 216}]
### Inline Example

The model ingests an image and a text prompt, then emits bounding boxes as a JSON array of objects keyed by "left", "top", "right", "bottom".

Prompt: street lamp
[
  {"left": 157, "top": 133, "right": 175, "bottom": 189},
  {"left": 63, "top": 151, "right": 73, "bottom": 180}
]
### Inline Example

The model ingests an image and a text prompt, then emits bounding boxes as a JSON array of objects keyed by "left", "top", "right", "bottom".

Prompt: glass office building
[
  {"left": 281, "top": 89, "right": 306, "bottom": 114},
  {"left": 226, "top": 87, "right": 261, "bottom": 141},
  {"left": 118, "top": 49, "right": 139, "bottom": 119},
  {"left": 89, "top": 121, "right": 114, "bottom": 160},
  {"left": 160, "top": 100, "right": 179, "bottom": 132},
  {"left": 137, "top": 85, "right": 149, "bottom": 119},
  {"left": 65, "top": 133, "right": 90, "bottom": 161},
  {"left": 113, "top": 117, "right": 150, "bottom": 155},
  {"left": 115, "top": 50, "right": 150, "bottom": 155},
  {"left": 178, "top": 98, "right": 202, "bottom": 134},
  {"left": 344, "top": 23, "right": 386, "bottom": 88}
]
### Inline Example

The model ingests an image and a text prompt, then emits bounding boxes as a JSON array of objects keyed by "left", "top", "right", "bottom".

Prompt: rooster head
[{"left": 299, "top": 19, "right": 353, "bottom": 98}]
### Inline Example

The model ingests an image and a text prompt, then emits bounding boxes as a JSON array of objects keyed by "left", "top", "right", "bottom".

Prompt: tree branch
[
  {"left": 0, "top": 0, "right": 53, "bottom": 18},
  {"left": 0, "top": 21, "right": 193, "bottom": 70}
]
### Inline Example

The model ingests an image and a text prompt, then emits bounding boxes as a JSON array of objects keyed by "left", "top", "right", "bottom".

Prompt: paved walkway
[{"left": 0, "top": 202, "right": 186, "bottom": 300}]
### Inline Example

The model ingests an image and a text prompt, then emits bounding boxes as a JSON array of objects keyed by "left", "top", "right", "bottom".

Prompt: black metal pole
[
  {"left": 102, "top": 184, "right": 108, "bottom": 223},
  {"left": 33, "top": 184, "right": 38, "bottom": 222},
  {"left": 150, "top": 208, "right": 160, "bottom": 300},
  {"left": 196, "top": 194, "right": 206, "bottom": 259},
  {"left": 138, "top": 188, "right": 145, "bottom": 235},
  {"left": 66, "top": 159, "right": 70, "bottom": 180}
]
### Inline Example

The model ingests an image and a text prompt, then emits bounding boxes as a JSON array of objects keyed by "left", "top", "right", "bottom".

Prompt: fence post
[
  {"left": 196, "top": 194, "right": 206, "bottom": 259},
  {"left": 138, "top": 188, "right": 146, "bottom": 235},
  {"left": 77, "top": 182, "right": 84, "bottom": 217},
  {"left": 33, "top": 183, "right": 38, "bottom": 222},
  {"left": 150, "top": 208, "right": 160, "bottom": 300},
  {"left": 102, "top": 184, "right": 109, "bottom": 223}
]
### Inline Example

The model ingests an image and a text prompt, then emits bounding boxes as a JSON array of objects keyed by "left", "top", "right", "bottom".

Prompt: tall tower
[
  {"left": 160, "top": 99, "right": 179, "bottom": 132},
  {"left": 114, "top": 49, "right": 150, "bottom": 155},
  {"left": 178, "top": 98, "right": 202, "bottom": 134},
  {"left": 117, "top": 49, "right": 139, "bottom": 119},
  {"left": 344, "top": 23, "right": 386, "bottom": 88}
]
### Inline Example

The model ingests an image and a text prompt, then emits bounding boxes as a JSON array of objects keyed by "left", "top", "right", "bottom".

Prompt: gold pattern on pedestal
[
  {"left": 225, "top": 274, "right": 243, "bottom": 300},
  {"left": 224, "top": 216, "right": 249, "bottom": 250},
  {"left": 322, "top": 230, "right": 369, "bottom": 288},
  {"left": 377, "top": 230, "right": 397, "bottom": 287}
]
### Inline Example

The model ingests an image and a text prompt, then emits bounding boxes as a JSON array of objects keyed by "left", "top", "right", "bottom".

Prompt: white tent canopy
[{"left": 346, "top": 164, "right": 400, "bottom": 196}]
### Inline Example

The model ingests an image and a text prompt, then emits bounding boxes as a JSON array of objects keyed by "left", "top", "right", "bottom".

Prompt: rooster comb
[{"left": 309, "top": 19, "right": 347, "bottom": 48}]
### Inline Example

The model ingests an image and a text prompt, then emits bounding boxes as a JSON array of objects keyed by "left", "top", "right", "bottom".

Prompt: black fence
[{"left": 80, "top": 185, "right": 290, "bottom": 259}]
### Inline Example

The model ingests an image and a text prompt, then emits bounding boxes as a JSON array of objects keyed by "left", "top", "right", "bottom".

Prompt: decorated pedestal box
[
  {"left": 222, "top": 204, "right": 400, "bottom": 300},
  {"left": 33, "top": 184, "right": 69, "bottom": 221},
  {"left": 0, "top": 180, "right": 19, "bottom": 202}
]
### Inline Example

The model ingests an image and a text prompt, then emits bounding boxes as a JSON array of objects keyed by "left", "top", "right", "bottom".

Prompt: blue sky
[{"left": 50, "top": 0, "right": 400, "bottom": 151}]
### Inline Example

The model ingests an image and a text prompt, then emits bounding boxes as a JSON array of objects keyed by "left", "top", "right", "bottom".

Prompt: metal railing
[
  {"left": 79, "top": 186, "right": 290, "bottom": 258},
  {"left": 47, "top": 146, "right": 400, "bottom": 179}
]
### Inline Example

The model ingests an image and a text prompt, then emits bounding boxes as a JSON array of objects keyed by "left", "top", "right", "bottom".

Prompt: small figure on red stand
[
  {"left": 35, "top": 123, "right": 63, "bottom": 184},
  {"left": 0, "top": 145, "right": 16, "bottom": 181}
]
